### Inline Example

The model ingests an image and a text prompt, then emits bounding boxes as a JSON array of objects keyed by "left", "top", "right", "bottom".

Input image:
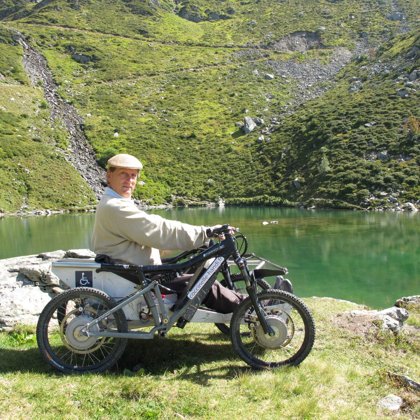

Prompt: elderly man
[{"left": 92, "top": 153, "right": 242, "bottom": 313}]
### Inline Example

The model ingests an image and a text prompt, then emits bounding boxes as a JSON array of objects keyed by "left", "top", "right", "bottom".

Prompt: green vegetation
[
  {"left": 260, "top": 31, "right": 420, "bottom": 209},
  {"left": 0, "top": 24, "right": 96, "bottom": 212},
  {"left": 0, "top": 298, "right": 418, "bottom": 418},
  {"left": 0, "top": 1, "right": 418, "bottom": 211}
]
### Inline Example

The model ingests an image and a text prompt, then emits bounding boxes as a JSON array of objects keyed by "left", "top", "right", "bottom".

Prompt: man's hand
[{"left": 206, "top": 224, "right": 237, "bottom": 239}]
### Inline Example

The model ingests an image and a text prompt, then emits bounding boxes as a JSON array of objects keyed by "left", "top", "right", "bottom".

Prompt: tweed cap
[{"left": 107, "top": 154, "right": 143, "bottom": 170}]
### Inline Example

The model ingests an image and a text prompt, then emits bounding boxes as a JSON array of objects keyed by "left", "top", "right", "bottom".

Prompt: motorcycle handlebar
[{"left": 206, "top": 224, "right": 236, "bottom": 238}]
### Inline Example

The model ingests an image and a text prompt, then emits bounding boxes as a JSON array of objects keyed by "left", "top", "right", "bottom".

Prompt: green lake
[{"left": 1, "top": 207, "right": 418, "bottom": 309}]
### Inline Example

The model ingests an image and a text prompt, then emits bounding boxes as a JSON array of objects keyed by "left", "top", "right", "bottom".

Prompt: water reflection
[{"left": 0, "top": 208, "right": 418, "bottom": 308}]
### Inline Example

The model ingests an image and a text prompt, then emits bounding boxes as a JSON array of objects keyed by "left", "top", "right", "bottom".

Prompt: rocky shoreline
[
  {"left": 0, "top": 249, "right": 418, "bottom": 336},
  {"left": 0, "top": 198, "right": 418, "bottom": 219}
]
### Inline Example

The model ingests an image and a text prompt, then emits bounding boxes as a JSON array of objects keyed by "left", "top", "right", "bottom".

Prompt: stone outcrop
[
  {"left": 0, "top": 249, "right": 94, "bottom": 331},
  {"left": 335, "top": 298, "right": 419, "bottom": 336},
  {"left": 15, "top": 32, "right": 105, "bottom": 199}
]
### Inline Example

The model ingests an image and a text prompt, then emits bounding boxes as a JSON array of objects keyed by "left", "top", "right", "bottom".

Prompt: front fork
[{"left": 235, "top": 256, "right": 275, "bottom": 336}]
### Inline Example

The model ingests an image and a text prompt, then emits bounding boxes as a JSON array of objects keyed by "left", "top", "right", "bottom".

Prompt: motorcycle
[{"left": 36, "top": 225, "right": 315, "bottom": 373}]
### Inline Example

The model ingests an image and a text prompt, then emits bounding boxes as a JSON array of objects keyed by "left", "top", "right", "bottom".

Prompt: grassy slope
[
  {"left": 0, "top": 0, "right": 418, "bottom": 210},
  {"left": 259, "top": 31, "right": 420, "bottom": 209},
  {"left": 0, "top": 298, "right": 418, "bottom": 418},
  {"left": 0, "top": 25, "right": 96, "bottom": 212}
]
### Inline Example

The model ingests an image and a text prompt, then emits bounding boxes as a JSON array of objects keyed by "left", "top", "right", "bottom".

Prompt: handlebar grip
[{"left": 206, "top": 224, "right": 231, "bottom": 238}]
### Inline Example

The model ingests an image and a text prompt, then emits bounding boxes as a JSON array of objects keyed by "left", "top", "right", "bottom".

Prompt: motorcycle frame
[{"left": 80, "top": 231, "right": 274, "bottom": 340}]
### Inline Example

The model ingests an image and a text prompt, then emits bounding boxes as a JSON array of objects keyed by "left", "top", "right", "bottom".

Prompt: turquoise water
[{"left": 0, "top": 207, "right": 418, "bottom": 308}]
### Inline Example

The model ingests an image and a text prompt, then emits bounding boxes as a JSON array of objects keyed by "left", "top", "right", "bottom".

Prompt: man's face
[{"left": 107, "top": 167, "right": 139, "bottom": 198}]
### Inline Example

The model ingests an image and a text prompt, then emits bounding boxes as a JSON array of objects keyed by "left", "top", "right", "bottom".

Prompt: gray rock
[
  {"left": 348, "top": 306, "right": 409, "bottom": 333},
  {"left": 395, "top": 295, "right": 420, "bottom": 307},
  {"left": 388, "top": 372, "right": 420, "bottom": 391},
  {"left": 65, "top": 249, "right": 96, "bottom": 258},
  {"left": 402, "top": 202, "right": 418, "bottom": 212},
  {"left": 38, "top": 250, "right": 66, "bottom": 260},
  {"left": 254, "top": 117, "right": 265, "bottom": 126},
  {"left": 18, "top": 263, "right": 59, "bottom": 285},
  {"left": 71, "top": 53, "right": 95, "bottom": 64},
  {"left": 349, "top": 80, "right": 363, "bottom": 92},
  {"left": 0, "top": 249, "right": 93, "bottom": 330},
  {"left": 397, "top": 88, "right": 409, "bottom": 98},
  {"left": 387, "top": 12, "right": 405, "bottom": 21},
  {"left": 378, "top": 394, "right": 403, "bottom": 412},
  {"left": 271, "top": 31, "right": 323, "bottom": 53},
  {"left": 378, "top": 307, "right": 408, "bottom": 332},
  {"left": 243, "top": 116, "right": 257, "bottom": 134},
  {"left": 377, "top": 150, "right": 389, "bottom": 161},
  {"left": 408, "top": 69, "right": 419, "bottom": 81}
]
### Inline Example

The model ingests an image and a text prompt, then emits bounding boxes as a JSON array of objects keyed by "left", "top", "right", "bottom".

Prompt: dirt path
[{"left": 15, "top": 31, "right": 105, "bottom": 198}]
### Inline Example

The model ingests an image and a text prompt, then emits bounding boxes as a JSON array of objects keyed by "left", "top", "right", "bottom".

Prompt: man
[{"left": 92, "top": 153, "right": 242, "bottom": 313}]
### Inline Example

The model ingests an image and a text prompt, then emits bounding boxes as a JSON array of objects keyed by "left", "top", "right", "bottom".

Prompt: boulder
[
  {"left": 335, "top": 300, "right": 414, "bottom": 337},
  {"left": 387, "top": 12, "right": 405, "bottom": 21},
  {"left": 408, "top": 69, "right": 419, "bottom": 81},
  {"left": 378, "top": 394, "right": 403, "bottom": 412},
  {"left": 396, "top": 295, "right": 420, "bottom": 306},
  {"left": 401, "top": 202, "right": 418, "bottom": 212},
  {"left": 396, "top": 88, "right": 409, "bottom": 98},
  {"left": 349, "top": 79, "right": 363, "bottom": 92},
  {"left": 0, "top": 249, "right": 94, "bottom": 330},
  {"left": 346, "top": 306, "right": 408, "bottom": 333},
  {"left": 242, "top": 116, "right": 257, "bottom": 134},
  {"left": 71, "top": 53, "right": 96, "bottom": 64}
]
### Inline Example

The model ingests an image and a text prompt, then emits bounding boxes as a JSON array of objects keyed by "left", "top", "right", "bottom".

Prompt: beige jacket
[{"left": 92, "top": 189, "right": 208, "bottom": 265}]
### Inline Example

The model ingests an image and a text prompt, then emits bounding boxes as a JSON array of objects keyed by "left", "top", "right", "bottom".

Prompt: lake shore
[{"left": 1, "top": 198, "right": 418, "bottom": 220}]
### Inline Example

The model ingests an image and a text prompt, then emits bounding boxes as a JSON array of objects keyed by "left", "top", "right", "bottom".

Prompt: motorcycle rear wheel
[
  {"left": 230, "top": 290, "right": 315, "bottom": 369},
  {"left": 36, "top": 287, "right": 128, "bottom": 374}
]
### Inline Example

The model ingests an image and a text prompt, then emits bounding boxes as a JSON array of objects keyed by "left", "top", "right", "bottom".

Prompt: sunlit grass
[{"left": 1, "top": 298, "right": 418, "bottom": 418}]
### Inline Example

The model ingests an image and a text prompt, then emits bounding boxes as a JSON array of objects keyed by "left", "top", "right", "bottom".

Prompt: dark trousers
[{"left": 167, "top": 276, "right": 243, "bottom": 314}]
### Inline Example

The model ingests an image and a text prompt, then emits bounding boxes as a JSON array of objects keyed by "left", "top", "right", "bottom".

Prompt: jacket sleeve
[{"left": 106, "top": 198, "right": 208, "bottom": 251}]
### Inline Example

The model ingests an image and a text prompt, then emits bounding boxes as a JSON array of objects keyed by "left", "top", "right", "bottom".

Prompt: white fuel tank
[{"left": 52, "top": 258, "right": 143, "bottom": 320}]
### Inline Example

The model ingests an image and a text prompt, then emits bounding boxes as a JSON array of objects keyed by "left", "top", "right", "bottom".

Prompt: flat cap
[{"left": 106, "top": 154, "right": 143, "bottom": 170}]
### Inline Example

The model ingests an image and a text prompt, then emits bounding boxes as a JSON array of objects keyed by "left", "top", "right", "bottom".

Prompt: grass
[
  {"left": 0, "top": 298, "right": 418, "bottom": 419},
  {"left": 0, "top": 83, "right": 96, "bottom": 212}
]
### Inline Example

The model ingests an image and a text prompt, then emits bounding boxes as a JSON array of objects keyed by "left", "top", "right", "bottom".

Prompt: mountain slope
[
  {"left": 0, "top": 25, "right": 96, "bottom": 212},
  {"left": 257, "top": 30, "right": 419, "bottom": 209},
  {"left": 0, "top": 0, "right": 418, "bottom": 212}
]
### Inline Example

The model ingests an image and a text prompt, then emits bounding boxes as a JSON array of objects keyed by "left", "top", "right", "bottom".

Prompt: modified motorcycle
[{"left": 36, "top": 225, "right": 315, "bottom": 373}]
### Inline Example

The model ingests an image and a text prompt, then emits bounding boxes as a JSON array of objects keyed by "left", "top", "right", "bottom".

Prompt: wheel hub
[
  {"left": 65, "top": 314, "right": 100, "bottom": 351},
  {"left": 252, "top": 315, "right": 289, "bottom": 349}
]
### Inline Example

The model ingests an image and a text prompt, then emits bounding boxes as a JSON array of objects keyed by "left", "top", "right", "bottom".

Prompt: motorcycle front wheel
[
  {"left": 36, "top": 287, "right": 128, "bottom": 374},
  {"left": 230, "top": 290, "right": 315, "bottom": 369},
  {"left": 215, "top": 277, "right": 270, "bottom": 335}
]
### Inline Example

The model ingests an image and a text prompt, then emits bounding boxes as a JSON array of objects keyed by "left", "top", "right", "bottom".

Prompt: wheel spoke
[
  {"left": 230, "top": 290, "right": 315, "bottom": 369},
  {"left": 37, "top": 287, "right": 128, "bottom": 373}
]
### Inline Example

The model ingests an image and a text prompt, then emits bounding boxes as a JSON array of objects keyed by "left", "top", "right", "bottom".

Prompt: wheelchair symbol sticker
[{"left": 75, "top": 271, "right": 93, "bottom": 287}]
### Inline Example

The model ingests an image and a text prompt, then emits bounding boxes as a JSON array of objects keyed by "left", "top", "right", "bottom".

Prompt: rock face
[
  {"left": 270, "top": 31, "right": 324, "bottom": 52},
  {"left": 0, "top": 249, "right": 94, "bottom": 331},
  {"left": 335, "top": 300, "right": 417, "bottom": 336},
  {"left": 15, "top": 32, "right": 105, "bottom": 199}
]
